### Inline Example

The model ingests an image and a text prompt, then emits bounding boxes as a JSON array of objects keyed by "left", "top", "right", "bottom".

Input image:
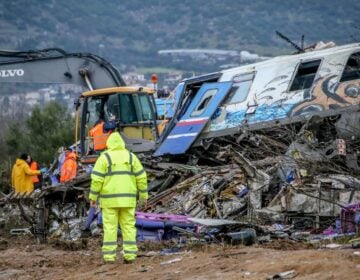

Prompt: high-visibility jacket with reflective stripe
[{"left": 89, "top": 132, "right": 148, "bottom": 208}]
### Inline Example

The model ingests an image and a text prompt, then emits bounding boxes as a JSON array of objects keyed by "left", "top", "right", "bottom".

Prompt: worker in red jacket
[{"left": 60, "top": 148, "right": 77, "bottom": 183}]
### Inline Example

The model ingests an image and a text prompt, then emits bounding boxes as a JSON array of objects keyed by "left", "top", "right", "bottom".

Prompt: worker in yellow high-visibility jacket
[{"left": 89, "top": 132, "right": 147, "bottom": 264}]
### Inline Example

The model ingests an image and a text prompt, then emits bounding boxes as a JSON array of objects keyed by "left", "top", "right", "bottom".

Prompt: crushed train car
[{"left": 156, "top": 42, "right": 360, "bottom": 161}]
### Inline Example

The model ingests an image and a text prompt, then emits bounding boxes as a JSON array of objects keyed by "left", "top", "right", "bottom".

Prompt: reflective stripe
[
  {"left": 123, "top": 240, "right": 137, "bottom": 245},
  {"left": 100, "top": 193, "right": 137, "bottom": 198},
  {"left": 104, "top": 153, "right": 112, "bottom": 175},
  {"left": 92, "top": 171, "right": 105, "bottom": 178},
  {"left": 104, "top": 152, "right": 135, "bottom": 175},
  {"left": 103, "top": 241, "right": 117, "bottom": 246},
  {"left": 138, "top": 189, "right": 147, "bottom": 193},
  {"left": 93, "top": 168, "right": 135, "bottom": 177},
  {"left": 102, "top": 250, "right": 117, "bottom": 255},
  {"left": 110, "top": 171, "right": 134, "bottom": 176},
  {"left": 124, "top": 250, "right": 138, "bottom": 254},
  {"left": 134, "top": 169, "right": 145, "bottom": 176},
  {"left": 90, "top": 190, "right": 100, "bottom": 195}
]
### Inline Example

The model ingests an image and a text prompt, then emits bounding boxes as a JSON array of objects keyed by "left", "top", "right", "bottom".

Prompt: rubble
[
  {"left": 141, "top": 116, "right": 360, "bottom": 245},
  {"left": 0, "top": 113, "right": 359, "bottom": 248}
]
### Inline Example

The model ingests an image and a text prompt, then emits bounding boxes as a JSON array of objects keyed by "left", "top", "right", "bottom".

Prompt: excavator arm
[{"left": 0, "top": 48, "right": 125, "bottom": 90}]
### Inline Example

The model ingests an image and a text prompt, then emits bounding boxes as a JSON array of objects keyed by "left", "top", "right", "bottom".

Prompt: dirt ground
[{"left": 0, "top": 236, "right": 359, "bottom": 280}]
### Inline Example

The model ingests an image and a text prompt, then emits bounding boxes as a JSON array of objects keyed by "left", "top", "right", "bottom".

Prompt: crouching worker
[{"left": 89, "top": 132, "right": 148, "bottom": 264}]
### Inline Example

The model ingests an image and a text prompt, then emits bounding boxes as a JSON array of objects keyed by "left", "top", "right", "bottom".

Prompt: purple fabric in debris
[
  {"left": 136, "top": 211, "right": 190, "bottom": 223},
  {"left": 340, "top": 203, "right": 360, "bottom": 233},
  {"left": 323, "top": 226, "right": 337, "bottom": 235},
  {"left": 133, "top": 212, "right": 195, "bottom": 241},
  {"left": 50, "top": 175, "right": 59, "bottom": 186},
  {"left": 84, "top": 209, "right": 194, "bottom": 241}
]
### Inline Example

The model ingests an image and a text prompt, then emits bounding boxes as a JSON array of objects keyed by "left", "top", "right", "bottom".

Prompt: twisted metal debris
[{"left": 0, "top": 113, "right": 359, "bottom": 242}]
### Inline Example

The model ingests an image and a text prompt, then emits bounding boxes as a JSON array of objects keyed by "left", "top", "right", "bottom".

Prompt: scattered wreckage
[
  {"left": 1, "top": 121, "right": 359, "bottom": 246},
  {"left": 1, "top": 41, "right": 360, "bottom": 246}
]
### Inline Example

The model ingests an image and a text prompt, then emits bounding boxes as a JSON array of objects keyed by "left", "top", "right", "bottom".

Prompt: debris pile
[
  {"left": 141, "top": 116, "right": 360, "bottom": 243},
  {"left": 145, "top": 164, "right": 248, "bottom": 219},
  {"left": 0, "top": 114, "right": 359, "bottom": 245}
]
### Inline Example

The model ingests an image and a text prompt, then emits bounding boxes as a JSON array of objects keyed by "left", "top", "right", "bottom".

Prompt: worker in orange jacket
[
  {"left": 89, "top": 120, "right": 112, "bottom": 151},
  {"left": 11, "top": 153, "right": 42, "bottom": 193},
  {"left": 29, "top": 156, "right": 41, "bottom": 189},
  {"left": 60, "top": 148, "right": 77, "bottom": 183}
]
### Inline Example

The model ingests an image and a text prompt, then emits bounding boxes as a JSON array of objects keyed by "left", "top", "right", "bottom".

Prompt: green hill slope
[{"left": 0, "top": 0, "right": 359, "bottom": 71}]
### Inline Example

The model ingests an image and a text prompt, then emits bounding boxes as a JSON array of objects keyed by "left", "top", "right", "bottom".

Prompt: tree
[
  {"left": 5, "top": 102, "right": 75, "bottom": 165},
  {"left": 25, "top": 102, "right": 75, "bottom": 165},
  {"left": 4, "top": 122, "right": 26, "bottom": 159}
]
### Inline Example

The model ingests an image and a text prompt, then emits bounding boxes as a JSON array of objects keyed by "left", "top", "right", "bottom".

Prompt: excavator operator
[
  {"left": 89, "top": 116, "right": 111, "bottom": 151},
  {"left": 88, "top": 96, "right": 120, "bottom": 153}
]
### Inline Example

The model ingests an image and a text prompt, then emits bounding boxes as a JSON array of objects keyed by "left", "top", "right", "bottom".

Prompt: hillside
[{"left": 0, "top": 0, "right": 359, "bottom": 72}]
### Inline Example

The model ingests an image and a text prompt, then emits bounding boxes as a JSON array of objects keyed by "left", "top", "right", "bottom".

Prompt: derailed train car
[{"left": 155, "top": 42, "right": 360, "bottom": 162}]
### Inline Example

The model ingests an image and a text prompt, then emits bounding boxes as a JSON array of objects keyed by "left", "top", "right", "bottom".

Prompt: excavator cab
[{"left": 77, "top": 87, "right": 159, "bottom": 161}]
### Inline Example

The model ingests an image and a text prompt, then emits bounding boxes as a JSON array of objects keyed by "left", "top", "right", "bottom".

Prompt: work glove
[
  {"left": 90, "top": 200, "right": 97, "bottom": 208},
  {"left": 40, "top": 167, "right": 48, "bottom": 174}
]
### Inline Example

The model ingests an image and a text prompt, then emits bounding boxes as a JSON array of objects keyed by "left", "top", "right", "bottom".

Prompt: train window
[
  {"left": 229, "top": 73, "right": 255, "bottom": 104},
  {"left": 289, "top": 59, "right": 321, "bottom": 91},
  {"left": 190, "top": 89, "right": 218, "bottom": 117},
  {"left": 340, "top": 52, "right": 360, "bottom": 82}
]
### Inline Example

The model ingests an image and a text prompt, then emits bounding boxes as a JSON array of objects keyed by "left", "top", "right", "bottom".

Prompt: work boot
[{"left": 123, "top": 259, "right": 135, "bottom": 264}]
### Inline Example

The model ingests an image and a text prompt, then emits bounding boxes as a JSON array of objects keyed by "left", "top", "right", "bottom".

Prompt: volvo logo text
[{"left": 0, "top": 69, "right": 25, "bottom": 77}]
